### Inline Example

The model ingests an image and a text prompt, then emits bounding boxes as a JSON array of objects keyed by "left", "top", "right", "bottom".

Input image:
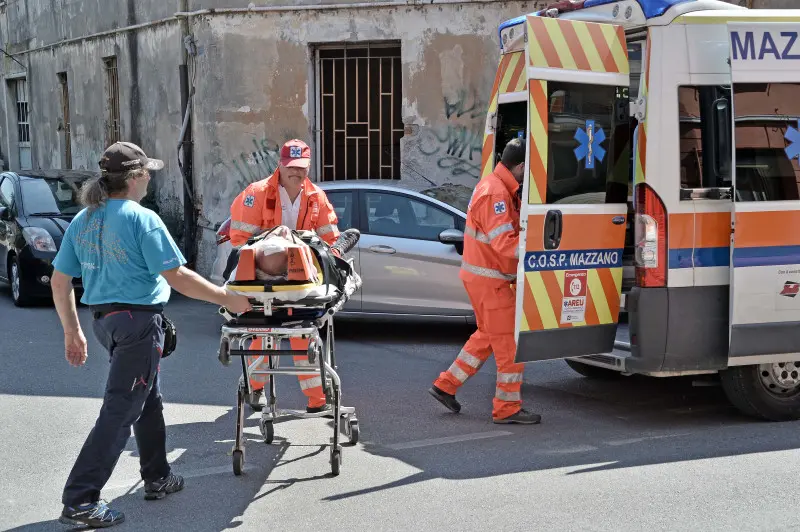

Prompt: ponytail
[
  {"left": 80, "top": 177, "right": 109, "bottom": 209},
  {"left": 80, "top": 168, "right": 146, "bottom": 209}
]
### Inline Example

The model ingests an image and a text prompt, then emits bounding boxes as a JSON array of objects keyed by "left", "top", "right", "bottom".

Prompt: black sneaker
[
  {"left": 307, "top": 403, "right": 334, "bottom": 418},
  {"left": 493, "top": 408, "right": 541, "bottom": 425},
  {"left": 144, "top": 472, "right": 185, "bottom": 501},
  {"left": 59, "top": 500, "right": 125, "bottom": 528},
  {"left": 428, "top": 386, "right": 461, "bottom": 413}
]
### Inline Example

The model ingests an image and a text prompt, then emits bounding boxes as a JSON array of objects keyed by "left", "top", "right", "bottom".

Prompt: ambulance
[{"left": 486, "top": 0, "right": 800, "bottom": 420}]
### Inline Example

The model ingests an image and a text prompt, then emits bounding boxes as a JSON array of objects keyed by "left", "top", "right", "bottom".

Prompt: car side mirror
[
  {"left": 439, "top": 228, "right": 464, "bottom": 255},
  {"left": 439, "top": 228, "right": 464, "bottom": 244}
]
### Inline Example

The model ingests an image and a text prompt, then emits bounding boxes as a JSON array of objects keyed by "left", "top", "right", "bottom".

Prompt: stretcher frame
[{"left": 217, "top": 255, "right": 362, "bottom": 477}]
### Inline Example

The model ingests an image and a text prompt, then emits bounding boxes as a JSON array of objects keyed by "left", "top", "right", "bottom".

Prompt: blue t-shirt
[{"left": 53, "top": 199, "right": 186, "bottom": 306}]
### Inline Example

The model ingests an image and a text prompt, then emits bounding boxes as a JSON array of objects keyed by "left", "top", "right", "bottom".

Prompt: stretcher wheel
[
  {"left": 348, "top": 419, "right": 360, "bottom": 444},
  {"left": 218, "top": 337, "right": 231, "bottom": 366},
  {"left": 330, "top": 447, "right": 342, "bottom": 476},
  {"left": 260, "top": 419, "right": 274, "bottom": 444},
  {"left": 232, "top": 450, "right": 244, "bottom": 476}
]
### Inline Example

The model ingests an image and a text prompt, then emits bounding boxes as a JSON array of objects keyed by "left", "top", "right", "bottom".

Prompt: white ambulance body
[{"left": 486, "top": 0, "right": 800, "bottom": 420}]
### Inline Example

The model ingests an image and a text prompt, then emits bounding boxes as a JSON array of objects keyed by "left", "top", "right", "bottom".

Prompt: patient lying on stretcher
[{"left": 228, "top": 225, "right": 361, "bottom": 287}]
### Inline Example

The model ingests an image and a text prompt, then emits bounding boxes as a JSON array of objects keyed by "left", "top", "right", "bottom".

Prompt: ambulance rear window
[
  {"left": 545, "top": 82, "right": 630, "bottom": 205},
  {"left": 733, "top": 83, "right": 800, "bottom": 202}
]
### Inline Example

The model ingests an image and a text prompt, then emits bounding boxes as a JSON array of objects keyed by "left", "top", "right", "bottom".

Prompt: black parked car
[{"left": 0, "top": 169, "right": 95, "bottom": 306}]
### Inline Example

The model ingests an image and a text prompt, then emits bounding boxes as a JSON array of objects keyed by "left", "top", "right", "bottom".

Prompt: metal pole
[{"left": 178, "top": 0, "right": 194, "bottom": 264}]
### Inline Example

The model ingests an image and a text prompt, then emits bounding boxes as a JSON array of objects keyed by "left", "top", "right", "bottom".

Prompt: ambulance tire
[
  {"left": 565, "top": 359, "right": 623, "bottom": 380},
  {"left": 720, "top": 365, "right": 800, "bottom": 422}
]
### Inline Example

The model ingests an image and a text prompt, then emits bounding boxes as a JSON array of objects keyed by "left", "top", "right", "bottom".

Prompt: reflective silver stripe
[
  {"left": 231, "top": 220, "right": 262, "bottom": 234},
  {"left": 487, "top": 223, "right": 514, "bottom": 241},
  {"left": 457, "top": 349, "right": 483, "bottom": 369},
  {"left": 299, "top": 376, "right": 323, "bottom": 390},
  {"left": 317, "top": 224, "right": 336, "bottom": 236},
  {"left": 447, "top": 363, "right": 470, "bottom": 383},
  {"left": 497, "top": 372, "right": 524, "bottom": 384},
  {"left": 465, "top": 226, "right": 490, "bottom": 244},
  {"left": 294, "top": 358, "right": 312, "bottom": 367},
  {"left": 465, "top": 223, "right": 514, "bottom": 245},
  {"left": 495, "top": 390, "right": 521, "bottom": 401},
  {"left": 461, "top": 261, "right": 516, "bottom": 281}
]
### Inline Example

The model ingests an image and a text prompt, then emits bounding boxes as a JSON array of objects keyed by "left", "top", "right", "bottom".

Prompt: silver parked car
[{"left": 211, "top": 180, "right": 475, "bottom": 323}]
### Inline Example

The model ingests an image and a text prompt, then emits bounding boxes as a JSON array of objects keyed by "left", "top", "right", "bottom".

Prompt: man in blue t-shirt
[{"left": 51, "top": 141, "right": 251, "bottom": 529}]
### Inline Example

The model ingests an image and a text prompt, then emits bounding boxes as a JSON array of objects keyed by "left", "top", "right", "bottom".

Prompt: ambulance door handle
[{"left": 544, "top": 210, "right": 562, "bottom": 250}]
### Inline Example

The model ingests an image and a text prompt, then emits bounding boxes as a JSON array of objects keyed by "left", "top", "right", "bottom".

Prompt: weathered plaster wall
[
  {"left": 189, "top": 2, "right": 540, "bottom": 273},
  {"left": 1, "top": 22, "right": 186, "bottom": 236}
]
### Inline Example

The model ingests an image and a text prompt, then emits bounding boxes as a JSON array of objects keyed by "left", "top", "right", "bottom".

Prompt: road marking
[
  {"left": 385, "top": 431, "right": 513, "bottom": 450},
  {"left": 605, "top": 432, "right": 693, "bottom": 446}
]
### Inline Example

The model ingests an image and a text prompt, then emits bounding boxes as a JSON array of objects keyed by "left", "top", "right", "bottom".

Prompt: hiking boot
[
  {"left": 307, "top": 403, "right": 334, "bottom": 418},
  {"left": 144, "top": 472, "right": 185, "bottom": 501},
  {"left": 428, "top": 386, "right": 461, "bottom": 413},
  {"left": 59, "top": 500, "right": 125, "bottom": 528},
  {"left": 493, "top": 408, "right": 541, "bottom": 425}
]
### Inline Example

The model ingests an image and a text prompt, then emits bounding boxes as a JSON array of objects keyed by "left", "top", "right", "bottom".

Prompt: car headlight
[{"left": 22, "top": 227, "right": 57, "bottom": 252}]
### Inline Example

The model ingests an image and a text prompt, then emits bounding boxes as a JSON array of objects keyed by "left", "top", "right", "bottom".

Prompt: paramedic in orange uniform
[
  {"left": 228, "top": 139, "right": 340, "bottom": 414},
  {"left": 429, "top": 137, "right": 541, "bottom": 424}
]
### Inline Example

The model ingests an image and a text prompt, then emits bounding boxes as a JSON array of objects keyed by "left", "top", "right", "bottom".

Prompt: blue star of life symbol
[
  {"left": 785, "top": 120, "right": 800, "bottom": 161},
  {"left": 574, "top": 119, "right": 606, "bottom": 170},
  {"left": 290, "top": 146, "right": 302, "bottom": 158}
]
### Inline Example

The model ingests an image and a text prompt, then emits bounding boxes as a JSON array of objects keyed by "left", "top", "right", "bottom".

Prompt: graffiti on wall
[
  {"left": 221, "top": 137, "right": 282, "bottom": 193},
  {"left": 419, "top": 88, "right": 486, "bottom": 179}
]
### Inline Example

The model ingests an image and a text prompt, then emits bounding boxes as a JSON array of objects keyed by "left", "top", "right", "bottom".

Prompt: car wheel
[{"left": 9, "top": 257, "right": 31, "bottom": 307}]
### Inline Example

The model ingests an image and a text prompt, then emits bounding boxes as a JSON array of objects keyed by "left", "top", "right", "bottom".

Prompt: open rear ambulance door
[
  {"left": 513, "top": 14, "right": 631, "bottom": 363},
  {"left": 727, "top": 23, "right": 800, "bottom": 367}
]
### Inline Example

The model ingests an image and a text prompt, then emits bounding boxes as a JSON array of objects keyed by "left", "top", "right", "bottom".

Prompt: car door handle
[
  {"left": 369, "top": 245, "right": 396, "bottom": 255},
  {"left": 544, "top": 210, "right": 562, "bottom": 250}
]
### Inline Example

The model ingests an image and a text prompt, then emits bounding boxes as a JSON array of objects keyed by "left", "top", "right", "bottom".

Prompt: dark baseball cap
[{"left": 99, "top": 141, "right": 164, "bottom": 173}]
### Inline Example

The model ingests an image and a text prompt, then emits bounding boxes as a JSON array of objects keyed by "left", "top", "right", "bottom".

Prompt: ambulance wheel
[
  {"left": 565, "top": 359, "right": 622, "bottom": 380},
  {"left": 232, "top": 450, "right": 244, "bottom": 476},
  {"left": 720, "top": 363, "right": 800, "bottom": 422}
]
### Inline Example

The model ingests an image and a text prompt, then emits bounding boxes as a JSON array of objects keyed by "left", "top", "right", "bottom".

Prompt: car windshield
[
  {"left": 419, "top": 183, "right": 471, "bottom": 214},
  {"left": 21, "top": 178, "right": 84, "bottom": 215}
]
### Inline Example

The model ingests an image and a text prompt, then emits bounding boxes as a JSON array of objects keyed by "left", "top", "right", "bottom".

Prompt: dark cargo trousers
[{"left": 61, "top": 309, "right": 171, "bottom": 507}]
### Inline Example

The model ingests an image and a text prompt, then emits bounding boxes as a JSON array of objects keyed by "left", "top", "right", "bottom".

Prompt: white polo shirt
[{"left": 278, "top": 185, "right": 302, "bottom": 230}]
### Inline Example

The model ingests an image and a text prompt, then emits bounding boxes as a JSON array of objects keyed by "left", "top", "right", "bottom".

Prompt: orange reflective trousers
[
  {"left": 433, "top": 280, "right": 524, "bottom": 420},
  {"left": 248, "top": 337, "right": 326, "bottom": 409}
]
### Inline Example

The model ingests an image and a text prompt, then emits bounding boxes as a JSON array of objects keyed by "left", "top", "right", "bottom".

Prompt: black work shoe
[
  {"left": 144, "top": 472, "right": 185, "bottom": 501},
  {"left": 248, "top": 388, "right": 265, "bottom": 411},
  {"left": 306, "top": 403, "right": 334, "bottom": 418},
  {"left": 428, "top": 386, "right": 461, "bottom": 413},
  {"left": 59, "top": 500, "right": 125, "bottom": 528},
  {"left": 493, "top": 408, "right": 541, "bottom": 425}
]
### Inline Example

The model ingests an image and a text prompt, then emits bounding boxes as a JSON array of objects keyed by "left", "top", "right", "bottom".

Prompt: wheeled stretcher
[{"left": 216, "top": 228, "right": 362, "bottom": 476}]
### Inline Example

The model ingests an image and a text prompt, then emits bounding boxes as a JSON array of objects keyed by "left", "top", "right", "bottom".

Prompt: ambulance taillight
[{"left": 634, "top": 183, "right": 667, "bottom": 288}]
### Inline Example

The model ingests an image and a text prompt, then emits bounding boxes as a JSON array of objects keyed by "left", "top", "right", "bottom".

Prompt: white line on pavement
[{"left": 385, "top": 431, "right": 513, "bottom": 450}]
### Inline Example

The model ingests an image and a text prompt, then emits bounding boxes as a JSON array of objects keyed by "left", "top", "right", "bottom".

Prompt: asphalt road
[{"left": 1, "top": 287, "right": 799, "bottom": 532}]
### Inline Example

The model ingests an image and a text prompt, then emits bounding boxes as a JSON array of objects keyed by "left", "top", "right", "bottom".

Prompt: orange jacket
[
  {"left": 229, "top": 169, "right": 340, "bottom": 248},
  {"left": 459, "top": 163, "right": 520, "bottom": 287}
]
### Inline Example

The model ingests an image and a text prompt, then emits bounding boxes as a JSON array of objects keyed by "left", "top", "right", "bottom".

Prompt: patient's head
[{"left": 255, "top": 247, "right": 289, "bottom": 277}]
